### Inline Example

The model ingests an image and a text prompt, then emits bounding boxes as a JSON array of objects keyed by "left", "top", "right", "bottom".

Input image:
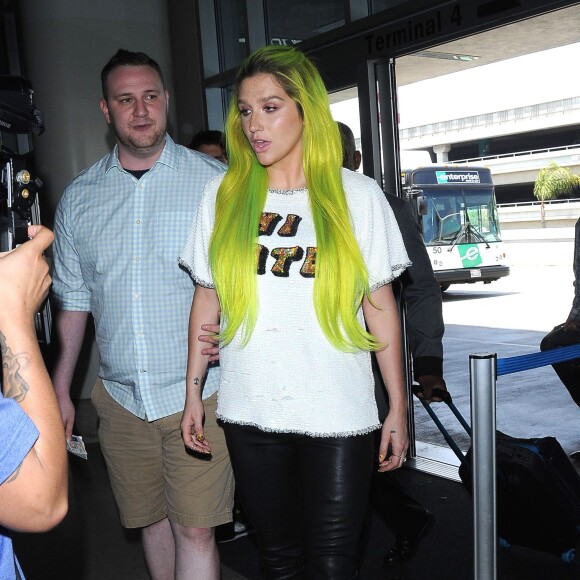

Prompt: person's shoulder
[
  {"left": 384, "top": 191, "right": 403, "bottom": 206},
  {"left": 204, "top": 172, "right": 225, "bottom": 194},
  {"left": 341, "top": 167, "right": 383, "bottom": 194},
  {"left": 60, "top": 152, "right": 111, "bottom": 203},
  {"left": 341, "top": 168, "right": 387, "bottom": 209},
  {"left": 196, "top": 173, "right": 226, "bottom": 211},
  {"left": 383, "top": 192, "right": 408, "bottom": 214},
  {"left": 176, "top": 143, "right": 227, "bottom": 172},
  {"left": 341, "top": 167, "right": 372, "bottom": 187},
  {"left": 74, "top": 151, "right": 111, "bottom": 181}
]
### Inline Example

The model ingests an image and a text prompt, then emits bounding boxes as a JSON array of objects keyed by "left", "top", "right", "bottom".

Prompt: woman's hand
[
  {"left": 180, "top": 397, "right": 211, "bottom": 455},
  {"left": 0, "top": 225, "right": 53, "bottom": 325},
  {"left": 377, "top": 410, "right": 409, "bottom": 472}
]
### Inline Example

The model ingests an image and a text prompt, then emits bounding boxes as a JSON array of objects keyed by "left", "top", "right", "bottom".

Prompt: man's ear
[
  {"left": 99, "top": 99, "right": 111, "bottom": 124},
  {"left": 354, "top": 151, "right": 362, "bottom": 171}
]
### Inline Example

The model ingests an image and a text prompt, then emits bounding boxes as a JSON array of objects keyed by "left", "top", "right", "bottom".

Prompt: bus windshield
[{"left": 419, "top": 186, "right": 502, "bottom": 246}]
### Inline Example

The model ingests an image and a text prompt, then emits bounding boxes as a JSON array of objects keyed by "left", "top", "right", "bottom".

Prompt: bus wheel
[{"left": 440, "top": 284, "right": 450, "bottom": 292}]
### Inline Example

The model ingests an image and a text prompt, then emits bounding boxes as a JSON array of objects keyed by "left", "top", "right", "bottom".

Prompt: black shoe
[
  {"left": 216, "top": 520, "right": 253, "bottom": 544},
  {"left": 570, "top": 450, "right": 580, "bottom": 461},
  {"left": 384, "top": 510, "right": 434, "bottom": 564}
]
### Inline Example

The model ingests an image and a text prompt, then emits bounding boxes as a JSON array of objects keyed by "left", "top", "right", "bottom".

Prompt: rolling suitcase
[{"left": 414, "top": 386, "right": 580, "bottom": 563}]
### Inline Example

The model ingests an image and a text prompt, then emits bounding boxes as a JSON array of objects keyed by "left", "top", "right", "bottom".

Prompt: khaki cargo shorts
[{"left": 91, "top": 378, "right": 234, "bottom": 529}]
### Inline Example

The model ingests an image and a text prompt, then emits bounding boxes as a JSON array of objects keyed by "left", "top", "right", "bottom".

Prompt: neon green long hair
[{"left": 210, "top": 45, "right": 381, "bottom": 352}]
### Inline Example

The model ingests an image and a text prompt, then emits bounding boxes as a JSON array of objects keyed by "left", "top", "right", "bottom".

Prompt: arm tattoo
[
  {"left": 193, "top": 378, "right": 200, "bottom": 386},
  {"left": 0, "top": 331, "right": 31, "bottom": 402}
]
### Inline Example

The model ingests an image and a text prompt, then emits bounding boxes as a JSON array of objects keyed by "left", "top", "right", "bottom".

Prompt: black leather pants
[
  {"left": 367, "top": 429, "right": 426, "bottom": 538},
  {"left": 223, "top": 424, "right": 374, "bottom": 579}
]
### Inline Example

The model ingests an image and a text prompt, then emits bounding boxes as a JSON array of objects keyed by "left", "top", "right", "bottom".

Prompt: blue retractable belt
[{"left": 497, "top": 343, "right": 580, "bottom": 376}]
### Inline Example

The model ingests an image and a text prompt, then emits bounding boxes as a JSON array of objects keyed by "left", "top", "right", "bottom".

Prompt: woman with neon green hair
[{"left": 180, "top": 44, "right": 410, "bottom": 578}]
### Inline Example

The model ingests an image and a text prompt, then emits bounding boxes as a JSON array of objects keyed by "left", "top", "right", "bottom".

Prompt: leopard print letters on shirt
[{"left": 257, "top": 212, "right": 315, "bottom": 278}]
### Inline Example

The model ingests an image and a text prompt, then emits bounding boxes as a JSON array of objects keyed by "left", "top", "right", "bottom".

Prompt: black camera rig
[
  {"left": 0, "top": 75, "right": 51, "bottom": 347},
  {"left": 0, "top": 150, "right": 43, "bottom": 249},
  {"left": 0, "top": 75, "right": 44, "bottom": 136}
]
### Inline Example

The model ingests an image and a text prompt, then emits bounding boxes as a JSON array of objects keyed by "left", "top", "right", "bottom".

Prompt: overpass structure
[
  {"left": 400, "top": 94, "right": 580, "bottom": 203},
  {"left": 465, "top": 145, "right": 580, "bottom": 186}
]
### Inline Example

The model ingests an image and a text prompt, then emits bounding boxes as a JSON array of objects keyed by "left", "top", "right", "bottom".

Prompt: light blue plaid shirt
[{"left": 52, "top": 135, "right": 225, "bottom": 420}]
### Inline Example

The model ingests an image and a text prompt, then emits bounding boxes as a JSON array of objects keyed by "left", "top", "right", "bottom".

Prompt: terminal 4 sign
[{"left": 364, "top": 0, "right": 543, "bottom": 58}]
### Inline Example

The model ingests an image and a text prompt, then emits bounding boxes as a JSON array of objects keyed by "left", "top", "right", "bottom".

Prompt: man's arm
[
  {"left": 386, "top": 194, "right": 447, "bottom": 402},
  {"left": 0, "top": 226, "right": 68, "bottom": 532},
  {"left": 51, "top": 310, "right": 90, "bottom": 439},
  {"left": 565, "top": 217, "right": 580, "bottom": 330}
]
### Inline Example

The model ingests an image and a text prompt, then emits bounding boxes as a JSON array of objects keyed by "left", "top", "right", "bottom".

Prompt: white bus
[{"left": 401, "top": 165, "right": 509, "bottom": 291}]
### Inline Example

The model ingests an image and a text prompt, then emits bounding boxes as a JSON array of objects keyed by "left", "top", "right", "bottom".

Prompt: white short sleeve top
[{"left": 180, "top": 168, "right": 410, "bottom": 436}]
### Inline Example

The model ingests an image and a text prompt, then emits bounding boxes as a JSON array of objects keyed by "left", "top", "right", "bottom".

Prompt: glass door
[
  {"left": 330, "top": 59, "right": 438, "bottom": 473},
  {"left": 318, "top": 4, "right": 580, "bottom": 480}
]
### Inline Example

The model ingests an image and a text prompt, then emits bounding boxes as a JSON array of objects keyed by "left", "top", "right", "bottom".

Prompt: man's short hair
[
  {"left": 337, "top": 122, "right": 357, "bottom": 171},
  {"left": 101, "top": 49, "right": 165, "bottom": 100},
  {"left": 189, "top": 130, "right": 225, "bottom": 151}
]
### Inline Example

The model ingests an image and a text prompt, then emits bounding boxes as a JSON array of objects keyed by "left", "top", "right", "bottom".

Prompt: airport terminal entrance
[
  {"left": 93, "top": 0, "right": 580, "bottom": 478},
  {"left": 306, "top": 2, "right": 580, "bottom": 477}
]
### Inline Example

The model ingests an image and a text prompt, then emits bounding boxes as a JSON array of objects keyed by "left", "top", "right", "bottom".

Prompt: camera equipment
[
  {"left": 0, "top": 75, "right": 51, "bottom": 346},
  {"left": 0, "top": 152, "right": 43, "bottom": 249},
  {"left": 0, "top": 75, "right": 44, "bottom": 135}
]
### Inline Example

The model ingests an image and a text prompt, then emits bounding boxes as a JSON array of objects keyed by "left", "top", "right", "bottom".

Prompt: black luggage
[{"left": 415, "top": 387, "right": 580, "bottom": 563}]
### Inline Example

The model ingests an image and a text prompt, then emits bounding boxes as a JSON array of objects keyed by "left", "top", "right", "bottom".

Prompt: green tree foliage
[{"left": 534, "top": 162, "right": 580, "bottom": 218}]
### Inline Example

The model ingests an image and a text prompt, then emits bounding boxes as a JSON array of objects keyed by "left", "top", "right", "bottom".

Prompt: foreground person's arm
[{"left": 0, "top": 226, "right": 68, "bottom": 532}]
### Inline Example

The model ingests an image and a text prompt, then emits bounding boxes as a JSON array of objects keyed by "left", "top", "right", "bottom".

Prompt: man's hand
[
  {"left": 56, "top": 391, "right": 76, "bottom": 440},
  {"left": 415, "top": 374, "right": 448, "bottom": 403},
  {"left": 0, "top": 225, "right": 53, "bottom": 326},
  {"left": 199, "top": 322, "right": 220, "bottom": 362},
  {"left": 51, "top": 310, "right": 90, "bottom": 441},
  {"left": 564, "top": 317, "right": 580, "bottom": 331}
]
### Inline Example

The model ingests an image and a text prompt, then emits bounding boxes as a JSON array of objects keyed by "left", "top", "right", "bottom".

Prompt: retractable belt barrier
[
  {"left": 497, "top": 343, "right": 580, "bottom": 376},
  {"left": 471, "top": 343, "right": 580, "bottom": 580}
]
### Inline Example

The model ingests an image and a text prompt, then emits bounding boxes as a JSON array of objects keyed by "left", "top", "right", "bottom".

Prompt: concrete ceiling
[{"left": 396, "top": 3, "right": 580, "bottom": 86}]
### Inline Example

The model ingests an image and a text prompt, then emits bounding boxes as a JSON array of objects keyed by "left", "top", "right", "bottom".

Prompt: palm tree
[{"left": 534, "top": 162, "right": 580, "bottom": 220}]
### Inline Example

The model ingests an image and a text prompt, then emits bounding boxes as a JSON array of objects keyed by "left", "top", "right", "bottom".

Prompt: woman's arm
[
  {"left": 363, "top": 283, "right": 409, "bottom": 472},
  {"left": 0, "top": 226, "right": 68, "bottom": 532},
  {"left": 180, "top": 285, "right": 220, "bottom": 454}
]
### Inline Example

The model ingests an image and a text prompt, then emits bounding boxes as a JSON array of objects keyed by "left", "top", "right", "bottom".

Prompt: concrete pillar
[
  {"left": 433, "top": 143, "right": 451, "bottom": 163},
  {"left": 479, "top": 138, "right": 490, "bottom": 157}
]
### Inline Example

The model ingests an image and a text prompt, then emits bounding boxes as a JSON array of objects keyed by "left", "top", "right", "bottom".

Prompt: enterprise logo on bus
[
  {"left": 435, "top": 170, "right": 481, "bottom": 184},
  {"left": 459, "top": 244, "right": 482, "bottom": 267}
]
